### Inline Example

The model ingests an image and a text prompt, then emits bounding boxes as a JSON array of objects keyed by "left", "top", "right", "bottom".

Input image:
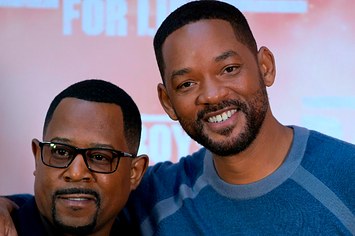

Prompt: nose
[
  {"left": 63, "top": 154, "right": 93, "bottom": 182},
  {"left": 196, "top": 76, "right": 229, "bottom": 105}
]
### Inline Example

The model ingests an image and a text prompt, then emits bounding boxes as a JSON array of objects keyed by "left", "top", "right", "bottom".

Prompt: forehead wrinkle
[{"left": 214, "top": 50, "right": 238, "bottom": 62}]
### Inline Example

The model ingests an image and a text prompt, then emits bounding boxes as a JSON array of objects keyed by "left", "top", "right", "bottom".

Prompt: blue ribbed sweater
[{"left": 123, "top": 126, "right": 355, "bottom": 235}]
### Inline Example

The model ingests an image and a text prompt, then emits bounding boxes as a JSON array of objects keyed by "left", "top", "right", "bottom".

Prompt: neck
[{"left": 212, "top": 113, "right": 293, "bottom": 185}]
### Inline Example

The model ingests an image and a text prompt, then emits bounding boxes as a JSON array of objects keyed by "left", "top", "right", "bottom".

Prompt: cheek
[
  {"left": 34, "top": 167, "right": 59, "bottom": 221},
  {"left": 34, "top": 166, "right": 59, "bottom": 192},
  {"left": 241, "top": 69, "right": 264, "bottom": 92},
  {"left": 98, "top": 171, "right": 132, "bottom": 217},
  {"left": 171, "top": 96, "right": 196, "bottom": 118}
]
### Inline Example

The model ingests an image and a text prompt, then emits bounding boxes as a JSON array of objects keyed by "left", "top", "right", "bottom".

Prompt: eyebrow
[
  {"left": 170, "top": 67, "right": 191, "bottom": 81},
  {"left": 168, "top": 50, "right": 239, "bottom": 81},
  {"left": 214, "top": 50, "right": 239, "bottom": 62},
  {"left": 50, "top": 137, "right": 70, "bottom": 143},
  {"left": 50, "top": 137, "right": 115, "bottom": 150}
]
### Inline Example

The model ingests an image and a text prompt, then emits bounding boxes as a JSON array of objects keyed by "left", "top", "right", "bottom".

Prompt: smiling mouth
[
  {"left": 58, "top": 194, "right": 97, "bottom": 202},
  {"left": 207, "top": 109, "right": 237, "bottom": 123},
  {"left": 63, "top": 197, "right": 93, "bottom": 201}
]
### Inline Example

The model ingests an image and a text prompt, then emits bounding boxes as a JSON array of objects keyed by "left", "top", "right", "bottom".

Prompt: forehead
[
  {"left": 162, "top": 19, "right": 252, "bottom": 77},
  {"left": 44, "top": 98, "right": 126, "bottom": 148},
  {"left": 163, "top": 19, "right": 239, "bottom": 52}
]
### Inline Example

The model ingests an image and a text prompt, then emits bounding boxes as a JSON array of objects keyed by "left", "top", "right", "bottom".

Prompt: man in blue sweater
[
  {"left": 1, "top": 1, "right": 354, "bottom": 235},
  {"left": 121, "top": 1, "right": 355, "bottom": 235}
]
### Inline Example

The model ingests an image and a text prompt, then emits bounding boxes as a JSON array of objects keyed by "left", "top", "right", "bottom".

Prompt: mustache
[
  {"left": 54, "top": 188, "right": 100, "bottom": 202},
  {"left": 197, "top": 100, "right": 248, "bottom": 120}
]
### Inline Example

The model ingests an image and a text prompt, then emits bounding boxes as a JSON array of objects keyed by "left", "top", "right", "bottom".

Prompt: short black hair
[
  {"left": 43, "top": 79, "right": 141, "bottom": 154},
  {"left": 153, "top": 0, "right": 257, "bottom": 82}
]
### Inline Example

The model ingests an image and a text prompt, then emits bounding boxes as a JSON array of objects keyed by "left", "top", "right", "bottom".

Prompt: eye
[
  {"left": 223, "top": 65, "right": 240, "bottom": 75},
  {"left": 88, "top": 151, "right": 113, "bottom": 164},
  {"left": 176, "top": 80, "right": 196, "bottom": 91},
  {"left": 50, "top": 145, "right": 71, "bottom": 159}
]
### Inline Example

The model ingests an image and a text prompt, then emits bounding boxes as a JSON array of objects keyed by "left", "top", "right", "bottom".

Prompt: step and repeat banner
[{"left": 1, "top": 0, "right": 354, "bottom": 194}]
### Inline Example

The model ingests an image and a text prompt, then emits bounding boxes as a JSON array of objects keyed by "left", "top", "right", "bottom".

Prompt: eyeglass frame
[{"left": 38, "top": 141, "right": 135, "bottom": 174}]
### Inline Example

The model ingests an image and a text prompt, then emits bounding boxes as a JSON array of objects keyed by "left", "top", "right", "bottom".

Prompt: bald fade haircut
[
  {"left": 43, "top": 79, "right": 142, "bottom": 154},
  {"left": 153, "top": 0, "right": 258, "bottom": 82}
]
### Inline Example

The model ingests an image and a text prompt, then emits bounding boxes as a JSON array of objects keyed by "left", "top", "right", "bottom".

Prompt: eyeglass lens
[{"left": 41, "top": 142, "right": 120, "bottom": 173}]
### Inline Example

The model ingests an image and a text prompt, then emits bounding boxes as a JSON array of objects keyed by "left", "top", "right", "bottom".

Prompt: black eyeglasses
[{"left": 38, "top": 141, "right": 134, "bottom": 174}]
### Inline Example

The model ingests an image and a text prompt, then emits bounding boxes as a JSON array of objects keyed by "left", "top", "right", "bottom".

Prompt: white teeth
[
  {"left": 208, "top": 109, "right": 237, "bottom": 123},
  {"left": 67, "top": 198, "right": 88, "bottom": 201},
  {"left": 222, "top": 113, "right": 228, "bottom": 120}
]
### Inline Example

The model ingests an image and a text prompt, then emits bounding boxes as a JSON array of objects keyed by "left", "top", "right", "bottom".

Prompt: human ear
[
  {"left": 129, "top": 154, "right": 149, "bottom": 190},
  {"left": 157, "top": 83, "right": 178, "bottom": 121},
  {"left": 31, "top": 138, "right": 41, "bottom": 176},
  {"left": 257, "top": 46, "right": 276, "bottom": 87}
]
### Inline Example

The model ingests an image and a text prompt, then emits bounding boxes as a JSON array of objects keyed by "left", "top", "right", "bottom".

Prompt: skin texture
[
  {"left": 158, "top": 19, "right": 293, "bottom": 184},
  {"left": 32, "top": 98, "right": 148, "bottom": 236}
]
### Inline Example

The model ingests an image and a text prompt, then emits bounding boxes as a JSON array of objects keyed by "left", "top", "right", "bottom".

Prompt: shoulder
[
  {"left": 6, "top": 194, "right": 33, "bottom": 207},
  {"left": 306, "top": 129, "right": 355, "bottom": 160},
  {"left": 12, "top": 196, "right": 47, "bottom": 235},
  {"left": 130, "top": 148, "right": 206, "bottom": 197},
  {"left": 149, "top": 148, "right": 206, "bottom": 172},
  {"left": 146, "top": 147, "right": 206, "bottom": 177},
  {"left": 298, "top": 128, "right": 355, "bottom": 199},
  {"left": 122, "top": 148, "right": 207, "bottom": 228},
  {"left": 140, "top": 147, "right": 206, "bottom": 195},
  {"left": 291, "top": 126, "right": 354, "bottom": 185},
  {"left": 291, "top": 125, "right": 355, "bottom": 160},
  {"left": 138, "top": 147, "right": 207, "bottom": 194}
]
